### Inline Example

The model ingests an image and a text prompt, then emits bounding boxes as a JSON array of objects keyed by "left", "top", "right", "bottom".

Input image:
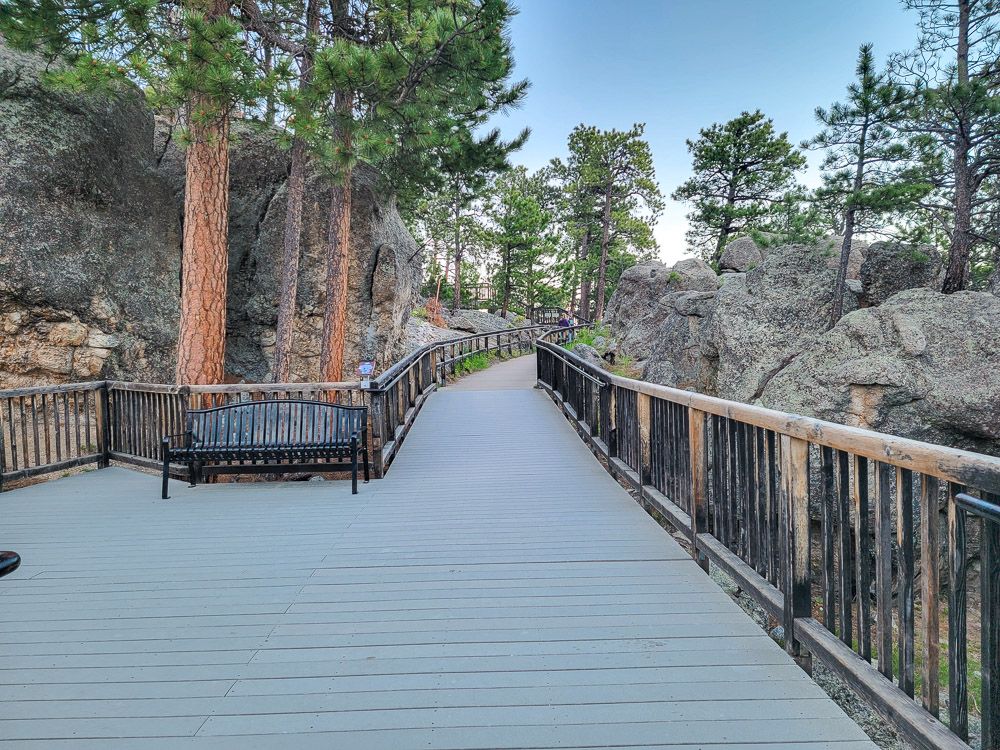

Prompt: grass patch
[
  {"left": 563, "top": 324, "right": 611, "bottom": 352},
  {"left": 454, "top": 351, "right": 493, "bottom": 376}
]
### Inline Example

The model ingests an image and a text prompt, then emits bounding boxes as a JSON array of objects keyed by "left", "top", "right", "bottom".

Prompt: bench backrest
[{"left": 186, "top": 400, "right": 367, "bottom": 449}]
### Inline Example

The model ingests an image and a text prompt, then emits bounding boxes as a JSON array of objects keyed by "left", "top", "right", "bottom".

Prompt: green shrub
[{"left": 454, "top": 351, "right": 492, "bottom": 376}]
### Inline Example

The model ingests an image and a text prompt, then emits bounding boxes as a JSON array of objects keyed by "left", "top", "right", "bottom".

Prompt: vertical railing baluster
[
  {"left": 920, "top": 474, "right": 941, "bottom": 716},
  {"left": 897, "top": 467, "right": 915, "bottom": 698},
  {"left": 948, "top": 483, "right": 969, "bottom": 741}
]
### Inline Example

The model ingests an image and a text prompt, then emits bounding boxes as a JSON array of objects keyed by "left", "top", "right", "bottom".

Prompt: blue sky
[{"left": 489, "top": 0, "right": 921, "bottom": 263}]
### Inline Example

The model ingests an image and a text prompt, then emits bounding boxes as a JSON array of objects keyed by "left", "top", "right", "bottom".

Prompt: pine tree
[
  {"left": 808, "top": 44, "right": 929, "bottom": 326},
  {"left": 272, "top": 0, "right": 321, "bottom": 383},
  {"left": 436, "top": 127, "right": 529, "bottom": 313},
  {"left": 483, "top": 167, "right": 553, "bottom": 317},
  {"left": 895, "top": 0, "right": 1000, "bottom": 292},
  {"left": 306, "top": 0, "right": 529, "bottom": 380},
  {"left": 566, "top": 124, "right": 662, "bottom": 320},
  {"left": 672, "top": 110, "right": 806, "bottom": 266}
]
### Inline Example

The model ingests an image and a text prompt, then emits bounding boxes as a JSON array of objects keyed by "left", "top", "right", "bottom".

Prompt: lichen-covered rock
[
  {"left": 605, "top": 258, "right": 718, "bottom": 362},
  {"left": 719, "top": 236, "right": 764, "bottom": 273},
  {"left": 707, "top": 241, "right": 858, "bottom": 402},
  {"left": 859, "top": 241, "right": 943, "bottom": 307},
  {"left": 570, "top": 343, "right": 606, "bottom": 369},
  {"left": 404, "top": 317, "right": 455, "bottom": 351},
  {"left": 445, "top": 308, "right": 514, "bottom": 334},
  {"left": 760, "top": 289, "right": 1000, "bottom": 454},
  {"left": 0, "top": 44, "right": 180, "bottom": 387},
  {"left": 641, "top": 291, "right": 718, "bottom": 393}
]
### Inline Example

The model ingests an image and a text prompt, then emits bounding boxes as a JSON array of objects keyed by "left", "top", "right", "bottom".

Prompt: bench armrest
[{"left": 162, "top": 431, "right": 193, "bottom": 449}]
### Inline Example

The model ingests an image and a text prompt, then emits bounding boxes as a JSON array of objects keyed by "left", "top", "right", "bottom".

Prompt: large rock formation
[
  {"left": 760, "top": 289, "right": 1000, "bottom": 454},
  {"left": 0, "top": 45, "right": 420, "bottom": 388},
  {"left": 707, "top": 238, "right": 859, "bottom": 402},
  {"left": 606, "top": 235, "right": 1000, "bottom": 455},
  {"left": 157, "top": 121, "right": 421, "bottom": 381},
  {"left": 605, "top": 258, "right": 718, "bottom": 365},
  {"left": 0, "top": 46, "right": 180, "bottom": 388},
  {"left": 859, "top": 241, "right": 943, "bottom": 307}
]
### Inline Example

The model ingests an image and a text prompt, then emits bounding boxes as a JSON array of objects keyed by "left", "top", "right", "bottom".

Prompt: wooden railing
[
  {"left": 0, "top": 382, "right": 108, "bottom": 490},
  {"left": 529, "top": 306, "right": 590, "bottom": 326},
  {"left": 1, "top": 325, "right": 549, "bottom": 488},
  {"left": 537, "top": 328, "right": 1000, "bottom": 750}
]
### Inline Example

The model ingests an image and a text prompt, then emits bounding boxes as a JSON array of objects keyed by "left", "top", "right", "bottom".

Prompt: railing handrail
[
  {"left": 372, "top": 323, "right": 549, "bottom": 389},
  {"left": 0, "top": 381, "right": 106, "bottom": 398},
  {"left": 536, "top": 329, "right": 1000, "bottom": 494}
]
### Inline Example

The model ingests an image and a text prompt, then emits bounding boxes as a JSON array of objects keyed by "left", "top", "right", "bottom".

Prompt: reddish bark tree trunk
[
  {"left": 319, "top": 166, "right": 353, "bottom": 383},
  {"left": 272, "top": 0, "right": 320, "bottom": 382},
  {"left": 176, "top": 98, "right": 230, "bottom": 385},
  {"left": 451, "top": 184, "right": 463, "bottom": 312}
]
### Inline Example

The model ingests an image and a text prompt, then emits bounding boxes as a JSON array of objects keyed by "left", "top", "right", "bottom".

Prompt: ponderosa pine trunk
[
  {"left": 319, "top": 154, "right": 353, "bottom": 382},
  {"left": 451, "top": 183, "right": 462, "bottom": 312},
  {"left": 943, "top": 0, "right": 973, "bottom": 293},
  {"left": 594, "top": 186, "right": 613, "bottom": 320},
  {"left": 317, "top": 0, "right": 353, "bottom": 383},
  {"left": 577, "top": 228, "right": 591, "bottom": 320},
  {"left": 176, "top": 0, "right": 231, "bottom": 386},
  {"left": 272, "top": 0, "right": 320, "bottom": 382},
  {"left": 712, "top": 181, "right": 738, "bottom": 267},
  {"left": 500, "top": 245, "right": 512, "bottom": 318}
]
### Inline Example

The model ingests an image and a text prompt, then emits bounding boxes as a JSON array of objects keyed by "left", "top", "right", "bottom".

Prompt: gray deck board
[{"left": 0, "top": 356, "right": 876, "bottom": 747}]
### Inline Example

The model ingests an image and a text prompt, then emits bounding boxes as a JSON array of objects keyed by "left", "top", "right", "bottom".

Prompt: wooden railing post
[
  {"left": 368, "top": 389, "right": 386, "bottom": 478},
  {"left": 688, "top": 407, "right": 709, "bottom": 571},
  {"left": 96, "top": 382, "right": 111, "bottom": 468},
  {"left": 781, "top": 434, "right": 812, "bottom": 672},
  {"left": 605, "top": 379, "right": 615, "bottom": 453},
  {"left": 637, "top": 392, "right": 651, "bottom": 493}
]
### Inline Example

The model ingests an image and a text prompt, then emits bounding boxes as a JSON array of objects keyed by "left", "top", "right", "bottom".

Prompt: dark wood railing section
[
  {"left": 537, "top": 328, "right": 1000, "bottom": 750},
  {"left": 0, "top": 324, "right": 550, "bottom": 489}
]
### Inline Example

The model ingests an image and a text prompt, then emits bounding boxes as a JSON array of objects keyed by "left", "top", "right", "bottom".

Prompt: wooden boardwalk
[{"left": 0, "top": 356, "right": 876, "bottom": 748}]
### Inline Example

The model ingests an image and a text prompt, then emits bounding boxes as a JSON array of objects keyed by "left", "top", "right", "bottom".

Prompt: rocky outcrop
[
  {"left": 719, "top": 236, "right": 764, "bottom": 273},
  {"left": 608, "top": 234, "right": 1000, "bottom": 455},
  {"left": 760, "top": 289, "right": 1000, "bottom": 454},
  {"left": 605, "top": 258, "right": 718, "bottom": 364},
  {"left": 0, "top": 44, "right": 420, "bottom": 388},
  {"left": 707, "top": 240, "right": 859, "bottom": 402},
  {"left": 859, "top": 241, "right": 943, "bottom": 307},
  {"left": 445, "top": 308, "right": 514, "bottom": 335},
  {"left": 0, "top": 46, "right": 181, "bottom": 388}
]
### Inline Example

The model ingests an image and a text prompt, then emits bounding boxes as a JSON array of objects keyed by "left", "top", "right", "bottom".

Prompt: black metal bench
[{"left": 161, "top": 400, "right": 370, "bottom": 497}]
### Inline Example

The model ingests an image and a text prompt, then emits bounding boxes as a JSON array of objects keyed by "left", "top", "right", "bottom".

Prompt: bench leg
[
  {"left": 189, "top": 461, "right": 197, "bottom": 488},
  {"left": 363, "top": 444, "right": 370, "bottom": 483},
  {"left": 161, "top": 439, "right": 170, "bottom": 500},
  {"left": 351, "top": 437, "right": 358, "bottom": 494}
]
